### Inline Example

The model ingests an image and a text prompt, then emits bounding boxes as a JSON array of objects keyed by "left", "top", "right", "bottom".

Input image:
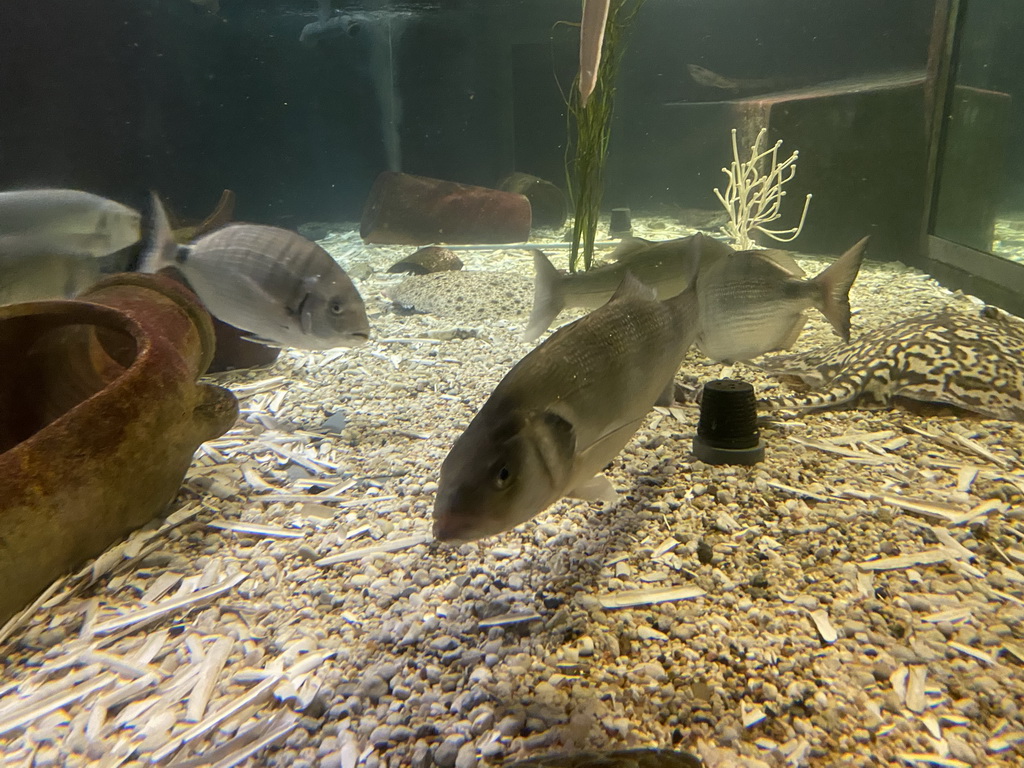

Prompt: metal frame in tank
[{"left": 924, "top": 0, "right": 1024, "bottom": 317}]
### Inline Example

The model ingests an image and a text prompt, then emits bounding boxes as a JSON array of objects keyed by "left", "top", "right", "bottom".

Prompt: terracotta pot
[
  {"left": 360, "top": 171, "right": 531, "bottom": 245},
  {"left": 0, "top": 273, "right": 238, "bottom": 624}
]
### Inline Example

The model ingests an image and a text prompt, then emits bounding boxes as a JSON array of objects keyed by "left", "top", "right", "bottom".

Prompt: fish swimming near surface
[
  {"left": 0, "top": 188, "right": 141, "bottom": 259},
  {"left": 758, "top": 305, "right": 1024, "bottom": 421},
  {"left": 524, "top": 232, "right": 733, "bottom": 342},
  {"left": 433, "top": 274, "right": 699, "bottom": 542},
  {"left": 686, "top": 63, "right": 798, "bottom": 94},
  {"left": 142, "top": 194, "right": 370, "bottom": 349},
  {"left": 693, "top": 236, "right": 869, "bottom": 363}
]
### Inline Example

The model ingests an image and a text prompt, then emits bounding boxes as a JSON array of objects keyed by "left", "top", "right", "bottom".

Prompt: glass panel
[{"left": 932, "top": 0, "right": 1024, "bottom": 265}]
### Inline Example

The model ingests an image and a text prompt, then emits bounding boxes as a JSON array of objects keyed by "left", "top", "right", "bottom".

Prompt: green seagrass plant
[{"left": 565, "top": 0, "right": 645, "bottom": 272}]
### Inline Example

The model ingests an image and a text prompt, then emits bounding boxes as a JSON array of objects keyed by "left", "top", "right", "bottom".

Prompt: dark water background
[{"left": 0, "top": 0, "right": 1019, "bottom": 227}]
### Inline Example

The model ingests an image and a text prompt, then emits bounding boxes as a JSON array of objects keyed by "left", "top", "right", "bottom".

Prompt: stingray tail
[
  {"left": 811, "top": 236, "right": 869, "bottom": 341},
  {"left": 139, "top": 192, "right": 180, "bottom": 275},
  {"left": 522, "top": 250, "right": 566, "bottom": 342}
]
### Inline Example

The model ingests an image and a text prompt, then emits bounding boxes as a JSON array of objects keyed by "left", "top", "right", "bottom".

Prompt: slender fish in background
[
  {"left": 0, "top": 188, "right": 141, "bottom": 258},
  {"left": 524, "top": 232, "right": 733, "bottom": 342},
  {"left": 142, "top": 194, "right": 370, "bottom": 349},
  {"left": 578, "top": 0, "right": 611, "bottom": 106},
  {"left": 433, "top": 274, "right": 699, "bottom": 543},
  {"left": 693, "top": 236, "right": 869, "bottom": 363}
]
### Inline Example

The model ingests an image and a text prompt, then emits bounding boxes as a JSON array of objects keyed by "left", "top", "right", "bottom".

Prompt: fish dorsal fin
[
  {"left": 609, "top": 236, "right": 653, "bottom": 261},
  {"left": 610, "top": 272, "right": 657, "bottom": 303},
  {"left": 753, "top": 248, "right": 806, "bottom": 277}
]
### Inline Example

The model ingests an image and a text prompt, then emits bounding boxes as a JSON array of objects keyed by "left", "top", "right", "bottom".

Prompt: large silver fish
[
  {"left": 524, "top": 232, "right": 732, "bottom": 342},
  {"left": 434, "top": 275, "right": 699, "bottom": 542},
  {"left": 143, "top": 195, "right": 370, "bottom": 349},
  {"left": 0, "top": 188, "right": 141, "bottom": 258},
  {"left": 693, "top": 236, "right": 869, "bottom": 363}
]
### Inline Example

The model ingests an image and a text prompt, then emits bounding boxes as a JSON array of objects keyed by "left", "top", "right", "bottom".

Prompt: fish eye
[
  {"left": 329, "top": 300, "right": 344, "bottom": 315},
  {"left": 494, "top": 465, "right": 512, "bottom": 489}
]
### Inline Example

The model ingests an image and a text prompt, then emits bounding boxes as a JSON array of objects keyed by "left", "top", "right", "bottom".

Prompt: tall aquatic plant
[{"left": 565, "top": 0, "right": 644, "bottom": 273}]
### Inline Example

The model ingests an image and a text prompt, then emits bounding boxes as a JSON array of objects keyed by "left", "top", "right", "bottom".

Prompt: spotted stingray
[{"left": 757, "top": 305, "right": 1024, "bottom": 421}]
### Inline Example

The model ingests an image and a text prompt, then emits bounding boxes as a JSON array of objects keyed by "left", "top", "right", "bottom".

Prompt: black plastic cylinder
[{"left": 692, "top": 378, "right": 764, "bottom": 465}]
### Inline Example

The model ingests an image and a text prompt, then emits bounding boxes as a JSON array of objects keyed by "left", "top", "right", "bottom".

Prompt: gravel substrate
[{"left": 1, "top": 218, "right": 1023, "bottom": 768}]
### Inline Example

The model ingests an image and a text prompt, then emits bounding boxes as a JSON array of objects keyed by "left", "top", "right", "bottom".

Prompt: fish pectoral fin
[
  {"left": 655, "top": 377, "right": 678, "bottom": 407},
  {"left": 566, "top": 474, "right": 619, "bottom": 504}
]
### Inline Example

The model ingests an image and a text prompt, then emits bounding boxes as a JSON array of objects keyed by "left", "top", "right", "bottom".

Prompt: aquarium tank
[{"left": 1, "top": 1, "right": 1023, "bottom": 767}]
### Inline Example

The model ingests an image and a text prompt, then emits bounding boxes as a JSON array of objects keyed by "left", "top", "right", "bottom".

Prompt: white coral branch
[{"left": 714, "top": 128, "right": 812, "bottom": 250}]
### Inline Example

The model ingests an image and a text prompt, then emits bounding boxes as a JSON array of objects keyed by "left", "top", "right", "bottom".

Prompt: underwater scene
[{"left": 1, "top": 0, "right": 1024, "bottom": 767}]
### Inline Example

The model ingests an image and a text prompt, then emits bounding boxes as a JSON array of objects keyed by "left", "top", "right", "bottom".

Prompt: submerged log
[{"left": 360, "top": 171, "right": 531, "bottom": 245}]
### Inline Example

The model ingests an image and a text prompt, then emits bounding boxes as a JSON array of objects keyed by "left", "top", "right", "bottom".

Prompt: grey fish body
[
  {"left": 143, "top": 195, "right": 369, "bottom": 349},
  {"left": 0, "top": 189, "right": 141, "bottom": 258},
  {"left": 434, "top": 275, "right": 699, "bottom": 542},
  {"left": 524, "top": 232, "right": 732, "bottom": 342},
  {"left": 694, "top": 236, "right": 868, "bottom": 363}
]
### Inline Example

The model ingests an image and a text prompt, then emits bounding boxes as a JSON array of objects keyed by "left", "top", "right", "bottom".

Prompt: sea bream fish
[
  {"left": 143, "top": 194, "right": 370, "bottom": 349},
  {"left": 524, "top": 232, "right": 732, "bottom": 342},
  {"left": 433, "top": 274, "right": 699, "bottom": 542},
  {"left": 0, "top": 188, "right": 141, "bottom": 258},
  {"left": 693, "top": 236, "right": 869, "bottom": 363}
]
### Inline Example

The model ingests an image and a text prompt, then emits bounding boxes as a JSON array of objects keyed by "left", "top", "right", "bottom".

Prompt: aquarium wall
[
  {"left": 927, "top": 0, "right": 1024, "bottom": 314},
  {"left": 2, "top": 0, "right": 943, "bottom": 262},
  {"left": 0, "top": 0, "right": 513, "bottom": 226}
]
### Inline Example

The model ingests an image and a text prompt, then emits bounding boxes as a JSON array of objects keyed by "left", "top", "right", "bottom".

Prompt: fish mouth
[{"left": 432, "top": 513, "right": 470, "bottom": 543}]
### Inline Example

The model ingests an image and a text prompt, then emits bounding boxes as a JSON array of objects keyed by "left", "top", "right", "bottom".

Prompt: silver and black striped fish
[
  {"left": 693, "top": 236, "right": 868, "bottom": 363},
  {"left": 143, "top": 194, "right": 369, "bottom": 350}
]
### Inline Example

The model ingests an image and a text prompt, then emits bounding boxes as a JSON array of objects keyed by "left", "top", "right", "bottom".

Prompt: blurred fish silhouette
[
  {"left": 300, "top": 0, "right": 359, "bottom": 44},
  {"left": 142, "top": 194, "right": 370, "bottom": 349},
  {"left": 434, "top": 275, "right": 698, "bottom": 542},
  {"left": 0, "top": 188, "right": 142, "bottom": 303},
  {"left": 0, "top": 188, "right": 141, "bottom": 259}
]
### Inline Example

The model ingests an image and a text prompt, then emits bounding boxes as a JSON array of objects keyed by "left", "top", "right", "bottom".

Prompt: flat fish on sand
[
  {"left": 758, "top": 305, "right": 1024, "bottom": 421},
  {"left": 388, "top": 271, "right": 532, "bottom": 321}
]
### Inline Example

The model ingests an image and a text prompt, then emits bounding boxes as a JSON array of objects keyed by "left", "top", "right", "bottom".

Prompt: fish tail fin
[
  {"left": 522, "top": 250, "right": 565, "bottom": 342},
  {"left": 811, "top": 236, "right": 869, "bottom": 341},
  {"left": 139, "top": 192, "right": 179, "bottom": 274}
]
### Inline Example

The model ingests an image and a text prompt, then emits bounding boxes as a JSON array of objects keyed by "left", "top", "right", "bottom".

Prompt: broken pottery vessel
[{"left": 0, "top": 273, "right": 238, "bottom": 624}]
